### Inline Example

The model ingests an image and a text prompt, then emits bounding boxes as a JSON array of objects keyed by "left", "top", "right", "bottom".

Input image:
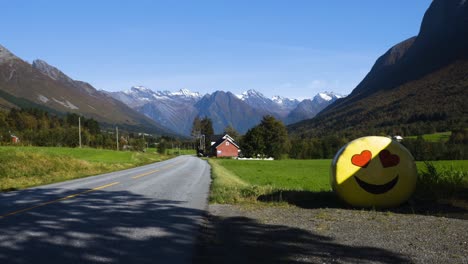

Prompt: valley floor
[{"left": 194, "top": 203, "right": 468, "bottom": 264}]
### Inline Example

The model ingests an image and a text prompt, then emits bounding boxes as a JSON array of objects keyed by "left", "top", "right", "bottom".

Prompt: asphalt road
[{"left": 0, "top": 155, "right": 211, "bottom": 264}]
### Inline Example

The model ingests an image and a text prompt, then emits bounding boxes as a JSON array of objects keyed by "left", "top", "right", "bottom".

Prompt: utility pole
[
  {"left": 202, "top": 134, "right": 205, "bottom": 151},
  {"left": 78, "top": 117, "right": 82, "bottom": 148},
  {"left": 116, "top": 126, "right": 119, "bottom": 151}
]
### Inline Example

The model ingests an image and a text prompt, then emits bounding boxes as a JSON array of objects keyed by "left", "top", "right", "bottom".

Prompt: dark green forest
[{"left": 0, "top": 108, "right": 160, "bottom": 151}]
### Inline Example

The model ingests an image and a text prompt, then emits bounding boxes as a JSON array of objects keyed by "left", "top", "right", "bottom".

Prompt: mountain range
[
  {"left": 0, "top": 43, "right": 343, "bottom": 137},
  {"left": 108, "top": 87, "right": 343, "bottom": 136},
  {"left": 289, "top": 0, "right": 468, "bottom": 137}
]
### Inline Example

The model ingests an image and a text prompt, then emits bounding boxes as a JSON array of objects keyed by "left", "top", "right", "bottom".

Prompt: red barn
[
  {"left": 210, "top": 134, "right": 240, "bottom": 158},
  {"left": 11, "top": 135, "right": 20, "bottom": 144}
]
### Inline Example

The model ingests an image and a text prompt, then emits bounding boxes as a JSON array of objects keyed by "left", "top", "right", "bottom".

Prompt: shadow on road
[
  {"left": 0, "top": 188, "right": 205, "bottom": 264},
  {"left": 258, "top": 190, "right": 468, "bottom": 220},
  {"left": 194, "top": 213, "right": 411, "bottom": 264}
]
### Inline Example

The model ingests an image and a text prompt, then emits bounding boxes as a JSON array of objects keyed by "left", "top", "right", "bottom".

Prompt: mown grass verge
[
  {"left": 209, "top": 158, "right": 468, "bottom": 206},
  {"left": 0, "top": 146, "right": 172, "bottom": 191}
]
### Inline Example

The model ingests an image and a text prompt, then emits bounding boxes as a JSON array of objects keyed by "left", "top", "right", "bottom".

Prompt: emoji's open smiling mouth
[{"left": 354, "top": 175, "right": 399, "bottom": 194}]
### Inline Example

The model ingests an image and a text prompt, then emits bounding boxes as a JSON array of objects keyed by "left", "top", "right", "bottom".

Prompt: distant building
[
  {"left": 210, "top": 134, "right": 240, "bottom": 158},
  {"left": 392, "top": 135, "right": 404, "bottom": 142},
  {"left": 11, "top": 135, "right": 19, "bottom": 144}
]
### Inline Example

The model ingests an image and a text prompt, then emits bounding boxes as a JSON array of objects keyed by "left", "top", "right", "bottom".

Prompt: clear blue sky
[{"left": 1, "top": 0, "right": 432, "bottom": 99}]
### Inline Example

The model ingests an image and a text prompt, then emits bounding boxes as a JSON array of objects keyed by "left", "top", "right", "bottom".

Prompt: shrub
[{"left": 415, "top": 162, "right": 467, "bottom": 201}]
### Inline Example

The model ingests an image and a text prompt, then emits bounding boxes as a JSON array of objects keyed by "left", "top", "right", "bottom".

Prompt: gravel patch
[{"left": 194, "top": 204, "right": 468, "bottom": 264}]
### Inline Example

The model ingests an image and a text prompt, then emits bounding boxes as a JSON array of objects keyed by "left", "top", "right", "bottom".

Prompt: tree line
[
  {"left": 0, "top": 108, "right": 158, "bottom": 151},
  {"left": 3, "top": 107, "right": 465, "bottom": 160},
  {"left": 192, "top": 115, "right": 467, "bottom": 160},
  {"left": 401, "top": 129, "right": 467, "bottom": 160}
]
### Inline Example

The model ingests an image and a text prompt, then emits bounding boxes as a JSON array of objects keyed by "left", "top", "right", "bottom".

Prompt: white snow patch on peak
[
  {"left": 172, "top": 89, "right": 200, "bottom": 98},
  {"left": 241, "top": 89, "right": 266, "bottom": 100},
  {"left": 318, "top": 92, "right": 332, "bottom": 101},
  {"left": 271, "top": 95, "right": 284, "bottom": 104},
  {"left": 132, "top": 86, "right": 152, "bottom": 92},
  {"left": 313, "top": 91, "right": 346, "bottom": 102},
  {"left": 123, "top": 86, "right": 154, "bottom": 95}
]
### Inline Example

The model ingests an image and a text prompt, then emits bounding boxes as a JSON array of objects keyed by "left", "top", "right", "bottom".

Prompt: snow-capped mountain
[
  {"left": 271, "top": 95, "right": 301, "bottom": 109},
  {"left": 240, "top": 89, "right": 300, "bottom": 118},
  {"left": 111, "top": 86, "right": 202, "bottom": 108},
  {"left": 314, "top": 92, "right": 344, "bottom": 104},
  {"left": 109, "top": 87, "right": 345, "bottom": 136},
  {"left": 108, "top": 87, "right": 202, "bottom": 135},
  {"left": 286, "top": 92, "right": 344, "bottom": 124}
]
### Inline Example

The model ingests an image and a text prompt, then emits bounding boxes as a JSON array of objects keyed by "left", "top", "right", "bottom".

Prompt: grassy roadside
[
  {"left": 0, "top": 146, "right": 173, "bottom": 192},
  {"left": 208, "top": 158, "right": 468, "bottom": 205},
  {"left": 208, "top": 159, "right": 332, "bottom": 204}
]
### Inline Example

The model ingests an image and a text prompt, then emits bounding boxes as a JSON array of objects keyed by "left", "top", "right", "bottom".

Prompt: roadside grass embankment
[
  {"left": 0, "top": 146, "right": 172, "bottom": 192},
  {"left": 209, "top": 158, "right": 468, "bottom": 206},
  {"left": 208, "top": 159, "right": 332, "bottom": 205}
]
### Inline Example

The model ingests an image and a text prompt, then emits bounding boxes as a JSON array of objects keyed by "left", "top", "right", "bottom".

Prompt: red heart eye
[
  {"left": 379, "top": 150, "right": 400, "bottom": 168},
  {"left": 351, "top": 150, "right": 372, "bottom": 168}
]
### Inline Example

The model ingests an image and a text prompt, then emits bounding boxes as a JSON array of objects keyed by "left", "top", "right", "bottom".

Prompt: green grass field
[
  {"left": 209, "top": 159, "right": 332, "bottom": 204},
  {"left": 167, "top": 148, "right": 196, "bottom": 155},
  {"left": 0, "top": 146, "right": 172, "bottom": 191},
  {"left": 146, "top": 147, "right": 195, "bottom": 156},
  {"left": 214, "top": 159, "right": 331, "bottom": 191},
  {"left": 209, "top": 158, "right": 468, "bottom": 204},
  {"left": 11, "top": 146, "right": 162, "bottom": 163},
  {"left": 406, "top": 131, "right": 451, "bottom": 142}
]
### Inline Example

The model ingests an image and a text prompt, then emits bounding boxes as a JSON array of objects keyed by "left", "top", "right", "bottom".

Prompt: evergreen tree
[
  {"left": 241, "top": 126, "right": 265, "bottom": 158},
  {"left": 240, "top": 115, "right": 289, "bottom": 159},
  {"left": 200, "top": 117, "right": 214, "bottom": 151},
  {"left": 260, "top": 115, "right": 290, "bottom": 159},
  {"left": 191, "top": 116, "right": 202, "bottom": 138}
]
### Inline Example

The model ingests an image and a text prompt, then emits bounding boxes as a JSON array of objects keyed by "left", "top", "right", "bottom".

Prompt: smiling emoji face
[{"left": 330, "top": 136, "right": 417, "bottom": 208}]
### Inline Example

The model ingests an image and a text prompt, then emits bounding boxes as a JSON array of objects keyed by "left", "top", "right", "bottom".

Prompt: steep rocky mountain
[
  {"left": 289, "top": 0, "right": 468, "bottom": 137},
  {"left": 32, "top": 59, "right": 104, "bottom": 97},
  {"left": 271, "top": 95, "right": 301, "bottom": 112},
  {"left": 107, "top": 86, "right": 201, "bottom": 135},
  {"left": 109, "top": 86, "right": 201, "bottom": 108},
  {"left": 286, "top": 92, "right": 343, "bottom": 124},
  {"left": 195, "top": 91, "right": 265, "bottom": 134},
  {"left": 0, "top": 45, "right": 172, "bottom": 134},
  {"left": 239, "top": 89, "right": 299, "bottom": 119}
]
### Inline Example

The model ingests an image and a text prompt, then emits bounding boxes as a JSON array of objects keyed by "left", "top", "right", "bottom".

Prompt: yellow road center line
[
  {"left": 131, "top": 169, "right": 159, "bottom": 179},
  {"left": 162, "top": 161, "right": 184, "bottom": 170},
  {"left": 130, "top": 160, "right": 184, "bottom": 180},
  {"left": 0, "top": 181, "right": 120, "bottom": 219}
]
